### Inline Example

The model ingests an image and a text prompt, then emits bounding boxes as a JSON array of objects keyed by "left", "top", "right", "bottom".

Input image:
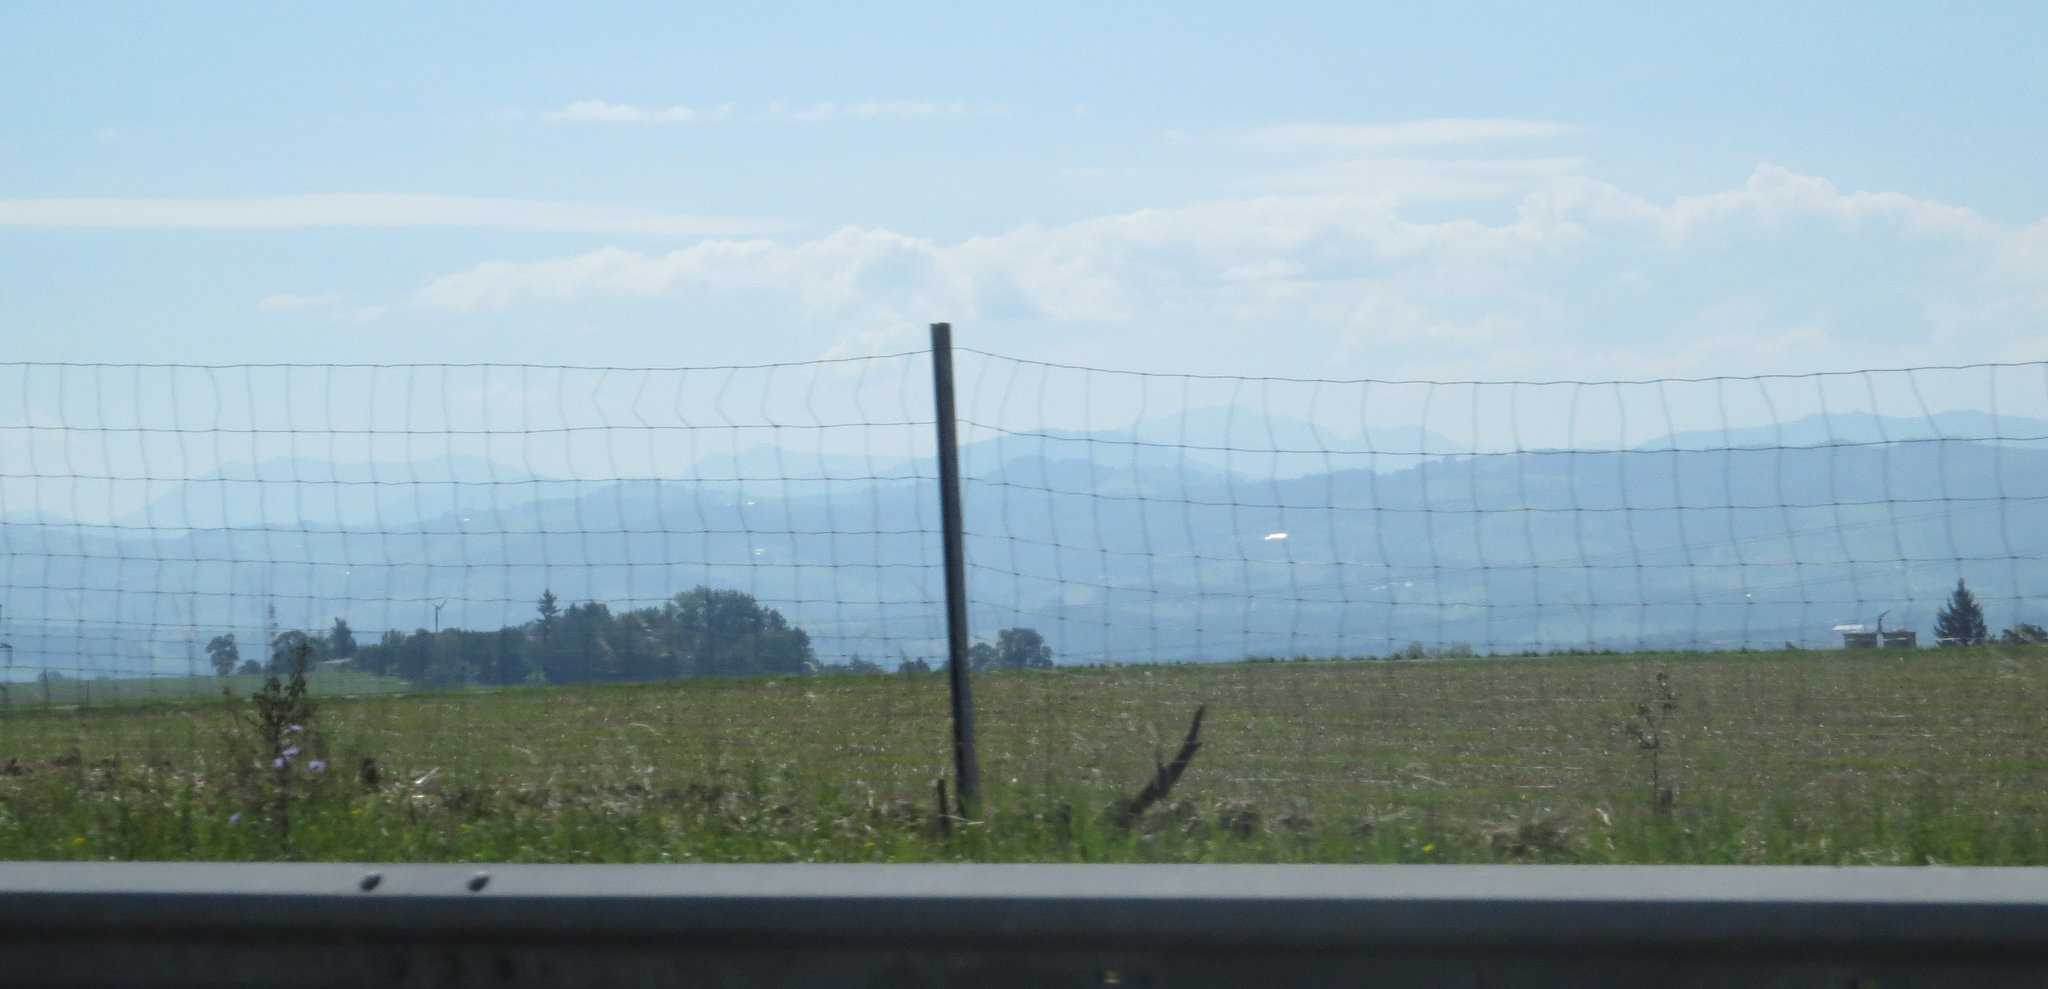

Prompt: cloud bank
[
  {"left": 0, "top": 195, "right": 780, "bottom": 236},
  {"left": 538, "top": 99, "right": 991, "bottom": 124},
  {"left": 1245, "top": 118, "right": 1586, "bottom": 151},
  {"left": 405, "top": 165, "right": 2047, "bottom": 381},
  {"left": 543, "top": 100, "right": 734, "bottom": 124}
]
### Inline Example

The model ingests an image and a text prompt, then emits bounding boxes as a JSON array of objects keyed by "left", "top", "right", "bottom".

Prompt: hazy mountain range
[
  {"left": 3, "top": 409, "right": 2044, "bottom": 678},
  {"left": 1639, "top": 410, "right": 2048, "bottom": 452}
]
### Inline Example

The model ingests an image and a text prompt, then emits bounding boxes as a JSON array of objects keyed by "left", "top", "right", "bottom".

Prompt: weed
[
  {"left": 222, "top": 639, "right": 328, "bottom": 857},
  {"left": 1625, "top": 670, "right": 1678, "bottom": 812}
]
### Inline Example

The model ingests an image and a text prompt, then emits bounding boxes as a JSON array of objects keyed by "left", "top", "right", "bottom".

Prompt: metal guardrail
[{"left": 5, "top": 863, "right": 2048, "bottom": 987}]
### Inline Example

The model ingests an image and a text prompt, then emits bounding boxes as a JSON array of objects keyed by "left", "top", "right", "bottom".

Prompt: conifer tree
[{"left": 1934, "top": 579, "right": 1989, "bottom": 646}]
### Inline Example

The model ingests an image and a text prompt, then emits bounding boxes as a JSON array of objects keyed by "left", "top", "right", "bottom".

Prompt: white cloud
[
  {"left": 256, "top": 292, "right": 344, "bottom": 311},
  {"left": 401, "top": 165, "right": 2047, "bottom": 381},
  {"left": 411, "top": 194, "right": 1563, "bottom": 322},
  {"left": 0, "top": 195, "right": 781, "bottom": 236},
  {"left": 761, "top": 99, "right": 989, "bottom": 121},
  {"left": 1526, "top": 165, "right": 1992, "bottom": 245},
  {"left": 1252, "top": 155, "right": 1591, "bottom": 201},
  {"left": 542, "top": 100, "right": 733, "bottom": 124},
  {"left": 1245, "top": 118, "right": 1584, "bottom": 151},
  {"left": 535, "top": 99, "right": 991, "bottom": 125},
  {"left": 1237, "top": 118, "right": 1591, "bottom": 202},
  {"left": 409, "top": 232, "right": 943, "bottom": 315}
]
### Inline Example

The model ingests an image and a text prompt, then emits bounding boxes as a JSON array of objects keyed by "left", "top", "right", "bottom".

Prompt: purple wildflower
[
  {"left": 282, "top": 746, "right": 300, "bottom": 758},
  {"left": 228, "top": 812, "right": 242, "bottom": 825},
  {"left": 273, "top": 757, "right": 285, "bottom": 769},
  {"left": 308, "top": 760, "right": 326, "bottom": 773},
  {"left": 286, "top": 725, "right": 303, "bottom": 734}
]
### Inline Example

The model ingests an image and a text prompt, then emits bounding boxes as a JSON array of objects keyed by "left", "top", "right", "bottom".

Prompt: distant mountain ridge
[
  {"left": 109, "top": 456, "right": 561, "bottom": 531},
  {"left": 13, "top": 408, "right": 2037, "bottom": 530},
  {"left": 3, "top": 408, "right": 2042, "bottom": 677},
  {"left": 1640, "top": 410, "right": 2048, "bottom": 451}
]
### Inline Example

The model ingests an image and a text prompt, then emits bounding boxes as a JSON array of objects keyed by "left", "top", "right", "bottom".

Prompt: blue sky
[{"left": 3, "top": 1, "right": 2046, "bottom": 383}]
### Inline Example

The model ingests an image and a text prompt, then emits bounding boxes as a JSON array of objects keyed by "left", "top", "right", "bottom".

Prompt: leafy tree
[
  {"left": 972, "top": 627, "right": 1054, "bottom": 670},
  {"left": 206, "top": 633, "right": 239, "bottom": 677},
  {"left": 660, "top": 587, "right": 813, "bottom": 677},
  {"left": 490, "top": 627, "right": 532, "bottom": 684},
  {"left": 607, "top": 609, "right": 670, "bottom": 681},
  {"left": 352, "top": 630, "right": 405, "bottom": 676},
  {"left": 423, "top": 629, "right": 474, "bottom": 688},
  {"left": 329, "top": 617, "right": 356, "bottom": 659},
  {"left": 546, "top": 602, "right": 614, "bottom": 683},
  {"left": 1935, "top": 579, "right": 1989, "bottom": 646},
  {"left": 2000, "top": 623, "right": 2047, "bottom": 645},
  {"left": 998, "top": 627, "right": 1054, "bottom": 669},
  {"left": 389, "top": 630, "right": 436, "bottom": 684},
  {"left": 267, "top": 630, "right": 313, "bottom": 674}
]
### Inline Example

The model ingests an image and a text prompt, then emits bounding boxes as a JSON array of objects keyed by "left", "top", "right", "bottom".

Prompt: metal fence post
[{"left": 930, "top": 322, "right": 981, "bottom": 815}]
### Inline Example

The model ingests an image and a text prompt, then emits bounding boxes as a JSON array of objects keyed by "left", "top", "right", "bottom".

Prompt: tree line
[
  {"left": 206, "top": 587, "right": 815, "bottom": 687},
  {"left": 201, "top": 587, "right": 1062, "bottom": 688}
]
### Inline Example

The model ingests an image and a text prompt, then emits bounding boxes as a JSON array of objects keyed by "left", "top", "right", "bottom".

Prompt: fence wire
[
  {"left": 954, "top": 353, "right": 2048, "bottom": 664},
  {"left": 1, "top": 354, "right": 2044, "bottom": 697},
  {"left": 0, "top": 356, "right": 944, "bottom": 697}
]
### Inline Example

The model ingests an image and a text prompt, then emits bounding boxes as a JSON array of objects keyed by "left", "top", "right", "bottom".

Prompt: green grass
[
  {"left": 3, "top": 646, "right": 2045, "bottom": 864},
  {"left": 1, "top": 671, "right": 408, "bottom": 708}
]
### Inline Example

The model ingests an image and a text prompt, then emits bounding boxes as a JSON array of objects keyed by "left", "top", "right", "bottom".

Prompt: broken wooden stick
[{"left": 1108, "top": 704, "right": 1207, "bottom": 830}]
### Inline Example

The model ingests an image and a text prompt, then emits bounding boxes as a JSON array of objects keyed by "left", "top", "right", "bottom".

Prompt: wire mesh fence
[
  {"left": 3, "top": 352, "right": 2046, "bottom": 697},
  {"left": 0, "top": 355, "right": 945, "bottom": 698},
  {"left": 4, "top": 344, "right": 2048, "bottom": 864},
  {"left": 952, "top": 352, "right": 2048, "bottom": 663}
]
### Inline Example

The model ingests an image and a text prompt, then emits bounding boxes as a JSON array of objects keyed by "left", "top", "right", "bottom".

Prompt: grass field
[
  {"left": 1, "top": 671, "right": 409, "bottom": 708},
  {"left": 2, "top": 646, "right": 2045, "bottom": 864}
]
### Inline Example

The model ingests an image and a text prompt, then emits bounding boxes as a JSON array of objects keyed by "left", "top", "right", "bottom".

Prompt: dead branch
[{"left": 1108, "top": 704, "right": 1206, "bottom": 830}]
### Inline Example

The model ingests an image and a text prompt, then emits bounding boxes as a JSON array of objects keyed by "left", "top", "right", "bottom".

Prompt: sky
[{"left": 3, "top": 2, "right": 2047, "bottom": 387}]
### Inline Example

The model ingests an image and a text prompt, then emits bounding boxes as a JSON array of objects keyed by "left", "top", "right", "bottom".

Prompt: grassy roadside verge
[{"left": 3, "top": 646, "right": 2043, "bottom": 864}]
